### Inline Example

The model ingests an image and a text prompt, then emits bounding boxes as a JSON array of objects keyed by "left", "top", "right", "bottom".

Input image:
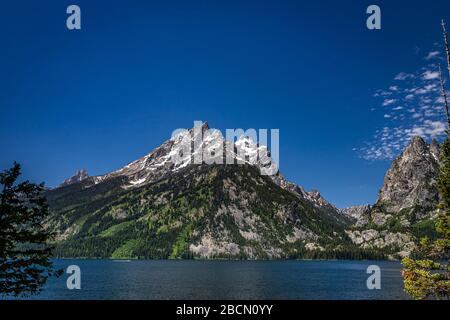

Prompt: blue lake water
[{"left": 24, "top": 260, "right": 409, "bottom": 300}]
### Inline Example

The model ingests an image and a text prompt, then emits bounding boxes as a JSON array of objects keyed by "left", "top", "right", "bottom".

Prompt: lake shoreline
[{"left": 52, "top": 256, "right": 402, "bottom": 262}]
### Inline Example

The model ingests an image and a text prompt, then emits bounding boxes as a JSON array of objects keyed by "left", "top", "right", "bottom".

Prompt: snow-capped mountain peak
[{"left": 57, "top": 121, "right": 337, "bottom": 214}]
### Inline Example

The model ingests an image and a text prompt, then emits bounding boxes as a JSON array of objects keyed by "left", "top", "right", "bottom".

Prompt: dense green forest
[{"left": 47, "top": 164, "right": 389, "bottom": 260}]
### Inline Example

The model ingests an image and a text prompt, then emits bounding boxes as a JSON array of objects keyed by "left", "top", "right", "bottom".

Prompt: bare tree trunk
[
  {"left": 439, "top": 65, "right": 450, "bottom": 136},
  {"left": 441, "top": 20, "right": 450, "bottom": 134},
  {"left": 442, "top": 20, "right": 450, "bottom": 79}
]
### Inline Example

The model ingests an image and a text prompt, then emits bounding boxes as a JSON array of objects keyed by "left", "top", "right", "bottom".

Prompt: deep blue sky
[{"left": 1, "top": 0, "right": 449, "bottom": 208}]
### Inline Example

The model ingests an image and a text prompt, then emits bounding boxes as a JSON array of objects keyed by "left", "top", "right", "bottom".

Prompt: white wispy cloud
[
  {"left": 374, "top": 89, "right": 392, "bottom": 97},
  {"left": 413, "top": 84, "right": 437, "bottom": 95},
  {"left": 355, "top": 47, "right": 448, "bottom": 161},
  {"left": 423, "top": 70, "right": 440, "bottom": 80},
  {"left": 389, "top": 85, "right": 399, "bottom": 91},
  {"left": 394, "top": 72, "right": 414, "bottom": 81},
  {"left": 409, "top": 120, "right": 446, "bottom": 138},
  {"left": 382, "top": 99, "right": 396, "bottom": 106},
  {"left": 425, "top": 50, "right": 440, "bottom": 60},
  {"left": 436, "top": 96, "right": 445, "bottom": 103}
]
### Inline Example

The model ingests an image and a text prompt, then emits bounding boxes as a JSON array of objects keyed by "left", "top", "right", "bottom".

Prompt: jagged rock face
[
  {"left": 345, "top": 229, "right": 416, "bottom": 258},
  {"left": 91, "top": 122, "right": 279, "bottom": 187},
  {"left": 59, "top": 169, "right": 89, "bottom": 187},
  {"left": 430, "top": 139, "right": 441, "bottom": 159},
  {"left": 377, "top": 136, "right": 440, "bottom": 214},
  {"left": 59, "top": 122, "right": 274, "bottom": 186},
  {"left": 279, "top": 181, "right": 341, "bottom": 216},
  {"left": 342, "top": 205, "right": 371, "bottom": 227}
]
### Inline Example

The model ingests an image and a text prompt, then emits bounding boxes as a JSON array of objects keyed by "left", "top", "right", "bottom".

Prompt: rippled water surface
[{"left": 24, "top": 259, "right": 409, "bottom": 300}]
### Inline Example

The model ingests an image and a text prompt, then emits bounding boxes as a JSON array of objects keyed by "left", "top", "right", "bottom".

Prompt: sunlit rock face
[
  {"left": 341, "top": 205, "right": 371, "bottom": 227},
  {"left": 377, "top": 136, "right": 440, "bottom": 215}
]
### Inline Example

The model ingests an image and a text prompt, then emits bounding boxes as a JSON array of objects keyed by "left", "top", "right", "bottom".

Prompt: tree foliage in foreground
[
  {"left": 0, "top": 163, "right": 61, "bottom": 297},
  {"left": 401, "top": 19, "right": 450, "bottom": 300},
  {"left": 402, "top": 139, "right": 450, "bottom": 300}
]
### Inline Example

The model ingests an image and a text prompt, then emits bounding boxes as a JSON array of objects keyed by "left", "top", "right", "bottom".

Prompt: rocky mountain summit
[
  {"left": 344, "top": 136, "right": 442, "bottom": 258},
  {"left": 378, "top": 136, "right": 440, "bottom": 215}
]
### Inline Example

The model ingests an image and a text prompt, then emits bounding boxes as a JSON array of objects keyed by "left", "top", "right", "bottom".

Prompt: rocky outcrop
[
  {"left": 377, "top": 136, "right": 440, "bottom": 214},
  {"left": 342, "top": 205, "right": 371, "bottom": 227},
  {"left": 345, "top": 229, "right": 416, "bottom": 258},
  {"left": 59, "top": 169, "right": 90, "bottom": 187}
]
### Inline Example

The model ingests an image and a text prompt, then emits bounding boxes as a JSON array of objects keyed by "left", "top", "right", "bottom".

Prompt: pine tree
[
  {"left": 0, "top": 162, "right": 61, "bottom": 297},
  {"left": 401, "top": 21, "right": 450, "bottom": 300}
]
